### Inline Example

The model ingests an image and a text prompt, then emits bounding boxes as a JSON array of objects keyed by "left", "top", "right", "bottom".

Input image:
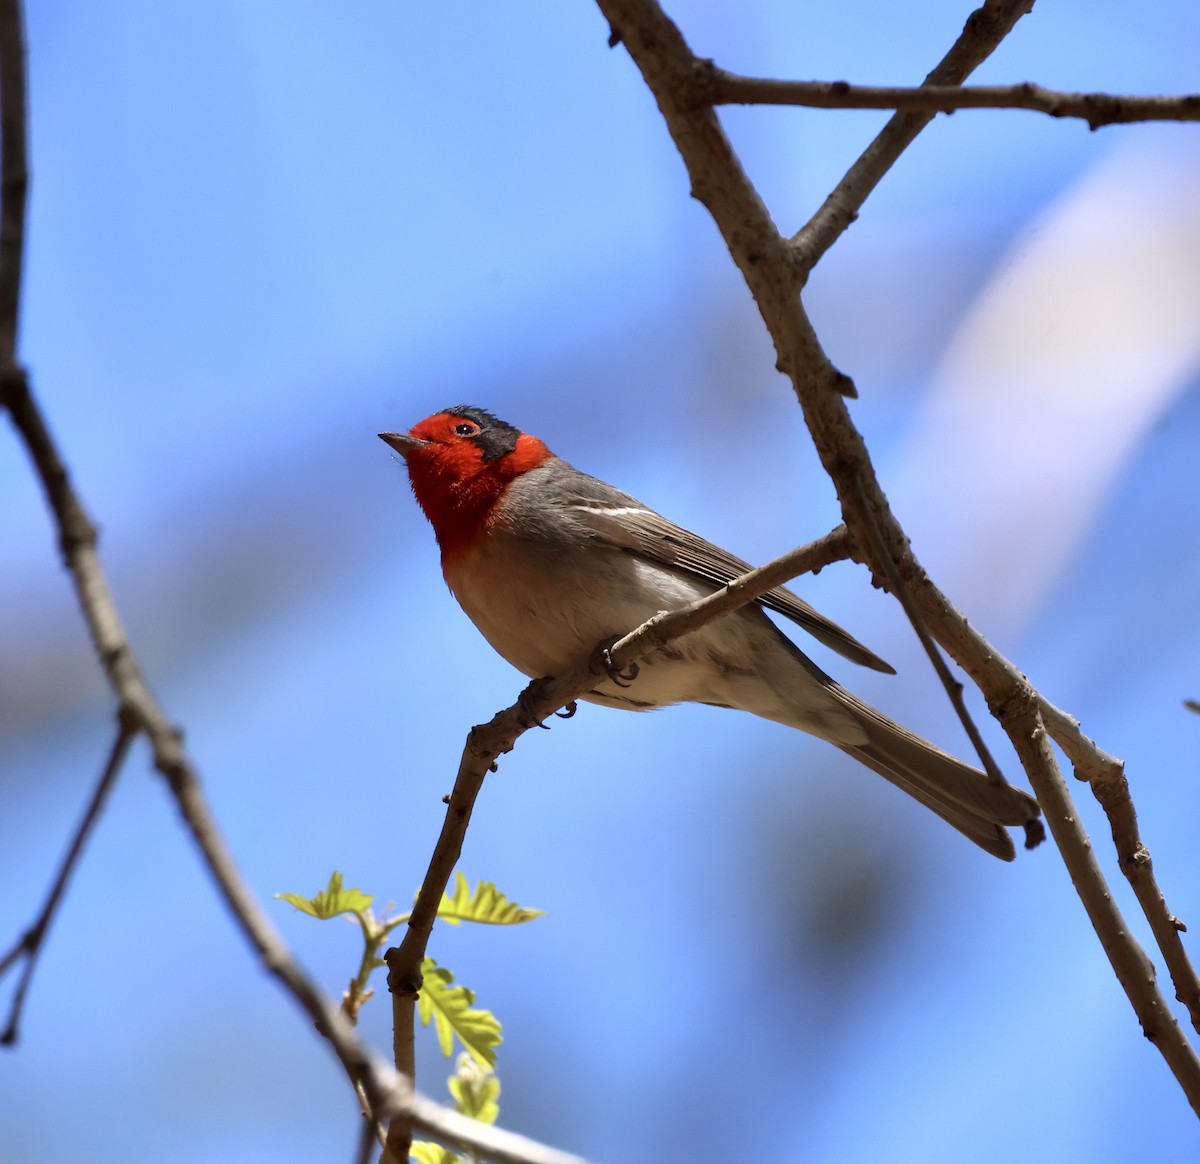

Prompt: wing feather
[{"left": 558, "top": 480, "right": 894, "bottom": 674}]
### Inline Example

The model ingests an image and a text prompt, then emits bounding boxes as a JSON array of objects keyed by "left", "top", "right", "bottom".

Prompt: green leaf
[
  {"left": 276, "top": 871, "right": 374, "bottom": 920},
  {"left": 417, "top": 957, "right": 503, "bottom": 1068},
  {"left": 448, "top": 1052, "right": 500, "bottom": 1125},
  {"left": 411, "top": 1142, "right": 460, "bottom": 1164},
  {"left": 435, "top": 872, "right": 545, "bottom": 927}
]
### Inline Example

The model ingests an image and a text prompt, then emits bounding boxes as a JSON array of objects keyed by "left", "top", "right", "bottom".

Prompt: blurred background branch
[
  {"left": 0, "top": 4, "right": 589, "bottom": 1162},
  {"left": 0, "top": 714, "right": 132, "bottom": 1044}
]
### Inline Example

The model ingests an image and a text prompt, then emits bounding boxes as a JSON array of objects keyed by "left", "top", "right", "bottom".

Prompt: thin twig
[
  {"left": 1038, "top": 701, "right": 1200, "bottom": 1034},
  {"left": 4, "top": 323, "right": 404, "bottom": 1121},
  {"left": 382, "top": 526, "right": 853, "bottom": 1159},
  {"left": 889, "top": 573, "right": 1200, "bottom": 1046},
  {"left": 0, "top": 0, "right": 379, "bottom": 1136},
  {"left": 852, "top": 479, "right": 1043, "bottom": 845},
  {"left": 888, "top": 575, "right": 1200, "bottom": 1037},
  {"left": 608, "top": 524, "right": 852, "bottom": 663},
  {"left": 705, "top": 69, "right": 1200, "bottom": 130},
  {"left": 352, "top": 1077, "right": 388, "bottom": 1156},
  {"left": 395, "top": 1090, "right": 592, "bottom": 1164},
  {"left": 0, "top": 0, "right": 26, "bottom": 364},
  {"left": 1003, "top": 698, "right": 1200, "bottom": 1112},
  {"left": 594, "top": 0, "right": 1200, "bottom": 1117},
  {"left": 6, "top": 367, "right": 596, "bottom": 1158},
  {"left": 0, "top": 715, "right": 135, "bottom": 1044},
  {"left": 353, "top": 1115, "right": 377, "bottom": 1164},
  {"left": 792, "top": 0, "right": 1036, "bottom": 267}
]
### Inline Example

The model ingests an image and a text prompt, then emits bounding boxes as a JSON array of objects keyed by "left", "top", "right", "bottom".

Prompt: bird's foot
[
  {"left": 515, "top": 680, "right": 578, "bottom": 729},
  {"left": 599, "top": 644, "right": 639, "bottom": 688},
  {"left": 515, "top": 676, "right": 556, "bottom": 729}
]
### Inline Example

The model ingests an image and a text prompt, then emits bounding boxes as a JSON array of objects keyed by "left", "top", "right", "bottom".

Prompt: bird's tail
[{"left": 831, "top": 686, "right": 1039, "bottom": 861}]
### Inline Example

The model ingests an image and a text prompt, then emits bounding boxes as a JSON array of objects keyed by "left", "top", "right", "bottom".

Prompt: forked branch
[{"left": 596, "top": 0, "right": 1200, "bottom": 1116}]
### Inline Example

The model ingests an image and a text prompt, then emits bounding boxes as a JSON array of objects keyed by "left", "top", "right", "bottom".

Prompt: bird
[{"left": 380, "top": 405, "right": 1040, "bottom": 860}]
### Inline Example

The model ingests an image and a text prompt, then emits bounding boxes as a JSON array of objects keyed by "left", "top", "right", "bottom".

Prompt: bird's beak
[{"left": 379, "top": 431, "right": 430, "bottom": 457}]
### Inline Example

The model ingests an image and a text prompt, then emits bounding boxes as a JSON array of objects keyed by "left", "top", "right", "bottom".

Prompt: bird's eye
[{"left": 453, "top": 423, "right": 478, "bottom": 437}]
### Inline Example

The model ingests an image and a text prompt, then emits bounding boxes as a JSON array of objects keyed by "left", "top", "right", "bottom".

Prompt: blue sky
[{"left": 3, "top": 3, "right": 1200, "bottom": 1162}]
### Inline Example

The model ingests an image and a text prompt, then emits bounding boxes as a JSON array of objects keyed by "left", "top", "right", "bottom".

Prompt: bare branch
[
  {"left": 0, "top": 5, "right": 593, "bottom": 1161},
  {"left": 593, "top": 0, "right": 1200, "bottom": 1114},
  {"left": 4, "top": 352, "right": 595, "bottom": 1162},
  {"left": 706, "top": 69, "right": 1200, "bottom": 130},
  {"left": 0, "top": 0, "right": 376, "bottom": 1138},
  {"left": 353, "top": 1117, "right": 376, "bottom": 1164},
  {"left": 1039, "top": 702, "right": 1200, "bottom": 1034},
  {"left": 873, "top": 574, "right": 1200, "bottom": 1044},
  {"left": 383, "top": 526, "right": 853, "bottom": 1157},
  {"left": 851, "top": 481, "right": 1042, "bottom": 844},
  {"left": 397, "top": 1089, "right": 593, "bottom": 1164},
  {"left": 792, "top": 0, "right": 1036, "bottom": 267},
  {"left": 0, "top": 0, "right": 26, "bottom": 364},
  {"left": 0, "top": 716, "right": 135, "bottom": 1045},
  {"left": 1004, "top": 699, "right": 1200, "bottom": 1108}
]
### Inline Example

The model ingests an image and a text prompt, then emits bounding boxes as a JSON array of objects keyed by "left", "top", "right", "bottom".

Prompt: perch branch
[{"left": 383, "top": 525, "right": 853, "bottom": 1158}]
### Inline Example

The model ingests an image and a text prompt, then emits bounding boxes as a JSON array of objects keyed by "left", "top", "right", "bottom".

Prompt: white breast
[
  {"left": 445, "top": 530, "right": 698, "bottom": 682},
  {"left": 440, "top": 522, "right": 860, "bottom": 742}
]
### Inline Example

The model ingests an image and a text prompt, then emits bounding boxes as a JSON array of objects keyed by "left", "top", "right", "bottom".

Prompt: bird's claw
[
  {"left": 602, "top": 646, "right": 639, "bottom": 688},
  {"left": 512, "top": 683, "right": 577, "bottom": 729}
]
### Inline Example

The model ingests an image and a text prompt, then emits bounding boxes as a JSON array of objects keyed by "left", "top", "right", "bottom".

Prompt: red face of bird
[{"left": 379, "top": 406, "right": 552, "bottom": 556}]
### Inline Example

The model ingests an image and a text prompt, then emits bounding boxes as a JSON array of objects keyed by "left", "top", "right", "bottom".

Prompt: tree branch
[
  {"left": 705, "top": 69, "right": 1200, "bottom": 130},
  {"left": 354, "top": 1115, "right": 378, "bottom": 1164},
  {"left": 383, "top": 526, "right": 853, "bottom": 1158},
  {"left": 394, "top": 1089, "right": 593, "bottom": 1164},
  {"left": 0, "top": 4, "right": 593, "bottom": 1161},
  {"left": 792, "top": 0, "right": 1036, "bottom": 268},
  {"left": 594, "top": 0, "right": 1200, "bottom": 1116},
  {"left": 0, "top": 715, "right": 135, "bottom": 1045},
  {"left": 4, "top": 363, "right": 596, "bottom": 1164},
  {"left": 1038, "top": 701, "right": 1200, "bottom": 1035},
  {"left": 1003, "top": 698, "right": 1200, "bottom": 1108},
  {"left": 852, "top": 479, "right": 1042, "bottom": 843},
  {"left": 0, "top": 0, "right": 26, "bottom": 365}
]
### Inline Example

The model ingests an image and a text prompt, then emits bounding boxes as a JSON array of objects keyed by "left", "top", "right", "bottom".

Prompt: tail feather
[{"left": 832, "top": 686, "right": 1039, "bottom": 861}]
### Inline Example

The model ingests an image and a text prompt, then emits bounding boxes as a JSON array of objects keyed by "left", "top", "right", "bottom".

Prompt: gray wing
[{"left": 556, "top": 470, "right": 895, "bottom": 674}]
